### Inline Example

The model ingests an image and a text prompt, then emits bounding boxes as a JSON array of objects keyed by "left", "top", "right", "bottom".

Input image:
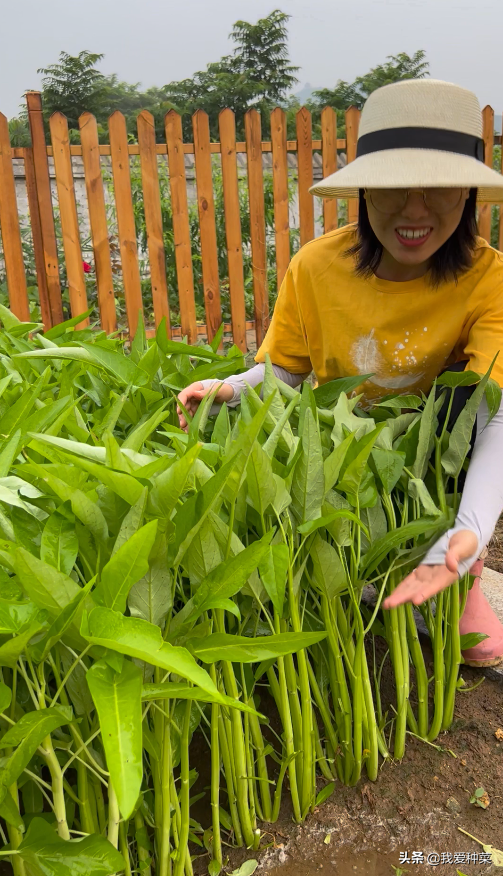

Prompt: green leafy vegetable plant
[{"left": 0, "top": 308, "right": 497, "bottom": 875}]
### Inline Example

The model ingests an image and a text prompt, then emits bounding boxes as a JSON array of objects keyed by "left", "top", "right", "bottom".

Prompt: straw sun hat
[{"left": 310, "top": 79, "right": 503, "bottom": 202}]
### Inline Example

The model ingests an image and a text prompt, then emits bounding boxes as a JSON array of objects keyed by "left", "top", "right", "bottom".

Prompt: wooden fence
[{"left": 0, "top": 95, "right": 500, "bottom": 351}]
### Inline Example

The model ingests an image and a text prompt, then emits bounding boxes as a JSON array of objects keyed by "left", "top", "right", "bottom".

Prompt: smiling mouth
[{"left": 395, "top": 227, "right": 433, "bottom": 247}]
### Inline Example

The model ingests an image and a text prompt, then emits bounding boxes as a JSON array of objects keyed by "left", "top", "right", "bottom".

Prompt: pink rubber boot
[{"left": 459, "top": 558, "right": 503, "bottom": 667}]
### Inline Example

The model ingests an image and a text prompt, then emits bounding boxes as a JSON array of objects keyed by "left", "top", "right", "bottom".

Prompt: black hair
[{"left": 345, "top": 188, "right": 478, "bottom": 286}]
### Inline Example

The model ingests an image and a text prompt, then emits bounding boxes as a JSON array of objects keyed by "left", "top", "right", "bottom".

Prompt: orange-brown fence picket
[{"left": 0, "top": 94, "right": 501, "bottom": 351}]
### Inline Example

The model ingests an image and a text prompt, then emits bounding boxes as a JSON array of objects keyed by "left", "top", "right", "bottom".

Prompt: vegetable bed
[{"left": 0, "top": 306, "right": 498, "bottom": 876}]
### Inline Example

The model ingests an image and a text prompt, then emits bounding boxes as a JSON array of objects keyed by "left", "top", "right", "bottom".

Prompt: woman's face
[{"left": 365, "top": 188, "right": 470, "bottom": 269}]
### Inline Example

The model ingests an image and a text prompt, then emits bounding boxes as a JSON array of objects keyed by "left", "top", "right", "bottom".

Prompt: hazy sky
[{"left": 0, "top": 0, "right": 499, "bottom": 120}]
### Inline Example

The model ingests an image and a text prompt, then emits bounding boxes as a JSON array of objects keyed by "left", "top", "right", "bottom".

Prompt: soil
[{"left": 487, "top": 516, "right": 503, "bottom": 574}]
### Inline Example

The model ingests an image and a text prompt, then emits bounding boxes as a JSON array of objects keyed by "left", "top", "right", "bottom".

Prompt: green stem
[
  {"left": 50, "top": 660, "right": 98, "bottom": 833},
  {"left": 434, "top": 437, "right": 448, "bottom": 516},
  {"left": 107, "top": 782, "right": 120, "bottom": 849},
  {"left": 209, "top": 668, "right": 222, "bottom": 871},
  {"left": 314, "top": 722, "right": 334, "bottom": 781},
  {"left": 459, "top": 573, "right": 470, "bottom": 618},
  {"left": 220, "top": 666, "right": 255, "bottom": 846},
  {"left": 442, "top": 580, "right": 461, "bottom": 730},
  {"left": 360, "top": 641, "right": 383, "bottom": 776},
  {"left": 41, "top": 735, "right": 70, "bottom": 840},
  {"left": 248, "top": 709, "right": 272, "bottom": 822},
  {"left": 288, "top": 564, "right": 315, "bottom": 817},
  {"left": 218, "top": 711, "right": 243, "bottom": 846},
  {"left": 152, "top": 672, "right": 164, "bottom": 852},
  {"left": 134, "top": 811, "right": 152, "bottom": 876},
  {"left": 119, "top": 821, "right": 132, "bottom": 876},
  {"left": 159, "top": 708, "right": 172, "bottom": 876},
  {"left": 92, "top": 775, "right": 107, "bottom": 834},
  {"left": 243, "top": 710, "right": 260, "bottom": 849},
  {"left": 321, "top": 595, "right": 354, "bottom": 783},
  {"left": 174, "top": 701, "right": 191, "bottom": 876},
  {"left": 387, "top": 604, "right": 407, "bottom": 759},
  {"left": 225, "top": 499, "right": 236, "bottom": 559},
  {"left": 169, "top": 772, "right": 182, "bottom": 848},
  {"left": 372, "top": 638, "right": 384, "bottom": 726},
  {"left": 50, "top": 645, "right": 91, "bottom": 707},
  {"left": 405, "top": 603, "right": 429, "bottom": 738},
  {"left": 76, "top": 757, "right": 97, "bottom": 834},
  {"left": 215, "top": 608, "right": 255, "bottom": 846},
  {"left": 350, "top": 633, "right": 364, "bottom": 785},
  {"left": 273, "top": 654, "right": 301, "bottom": 822},
  {"left": 398, "top": 603, "right": 410, "bottom": 746},
  {"left": 282, "top": 650, "right": 303, "bottom": 760},
  {"left": 306, "top": 661, "right": 339, "bottom": 764},
  {"left": 427, "top": 591, "right": 445, "bottom": 741},
  {"left": 266, "top": 665, "right": 281, "bottom": 707},
  {"left": 6, "top": 784, "right": 26, "bottom": 876}
]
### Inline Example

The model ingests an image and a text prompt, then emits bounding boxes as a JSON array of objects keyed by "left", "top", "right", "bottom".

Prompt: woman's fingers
[
  {"left": 177, "top": 383, "right": 204, "bottom": 410},
  {"left": 176, "top": 382, "right": 210, "bottom": 431},
  {"left": 382, "top": 529, "right": 479, "bottom": 609},
  {"left": 382, "top": 564, "right": 456, "bottom": 609},
  {"left": 444, "top": 529, "right": 479, "bottom": 574},
  {"left": 409, "top": 566, "right": 457, "bottom": 605},
  {"left": 176, "top": 381, "right": 234, "bottom": 430}
]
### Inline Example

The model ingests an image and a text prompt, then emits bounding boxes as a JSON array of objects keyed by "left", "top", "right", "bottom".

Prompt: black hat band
[{"left": 356, "top": 126, "right": 485, "bottom": 162}]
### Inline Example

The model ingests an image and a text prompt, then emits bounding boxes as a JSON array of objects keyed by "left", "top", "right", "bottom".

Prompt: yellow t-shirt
[{"left": 255, "top": 225, "right": 503, "bottom": 404}]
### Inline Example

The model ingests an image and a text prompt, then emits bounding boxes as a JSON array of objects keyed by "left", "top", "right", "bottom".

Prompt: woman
[{"left": 177, "top": 78, "right": 503, "bottom": 667}]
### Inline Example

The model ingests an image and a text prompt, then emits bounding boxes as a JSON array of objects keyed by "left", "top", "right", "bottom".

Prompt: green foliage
[
  {"left": 0, "top": 313, "right": 482, "bottom": 873},
  {"left": 469, "top": 786, "right": 490, "bottom": 808},
  {"left": 231, "top": 10, "right": 299, "bottom": 103},
  {"left": 139, "top": 9, "right": 299, "bottom": 141},
  {"left": 313, "top": 50, "right": 429, "bottom": 111},
  {"left": 0, "top": 157, "right": 300, "bottom": 333},
  {"left": 7, "top": 118, "right": 31, "bottom": 147},
  {"left": 38, "top": 51, "right": 108, "bottom": 130},
  {"left": 310, "top": 50, "right": 429, "bottom": 138},
  {"left": 17, "top": 818, "right": 125, "bottom": 875}
]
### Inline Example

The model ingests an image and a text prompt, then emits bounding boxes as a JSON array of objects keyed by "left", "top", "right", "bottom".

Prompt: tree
[
  {"left": 35, "top": 53, "right": 170, "bottom": 140},
  {"left": 162, "top": 9, "right": 299, "bottom": 139},
  {"left": 8, "top": 117, "right": 31, "bottom": 147},
  {"left": 160, "top": 64, "right": 262, "bottom": 140},
  {"left": 230, "top": 10, "right": 299, "bottom": 104},
  {"left": 38, "top": 51, "right": 107, "bottom": 129},
  {"left": 312, "top": 50, "right": 429, "bottom": 111}
]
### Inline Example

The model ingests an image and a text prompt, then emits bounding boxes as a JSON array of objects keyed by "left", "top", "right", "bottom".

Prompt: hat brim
[{"left": 310, "top": 148, "right": 503, "bottom": 202}]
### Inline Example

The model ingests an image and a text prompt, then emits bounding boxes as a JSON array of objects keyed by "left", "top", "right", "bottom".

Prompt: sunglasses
[{"left": 365, "top": 188, "right": 464, "bottom": 215}]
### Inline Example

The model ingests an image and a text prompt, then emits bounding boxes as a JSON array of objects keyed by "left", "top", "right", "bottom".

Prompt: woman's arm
[
  {"left": 200, "top": 363, "right": 310, "bottom": 413},
  {"left": 422, "top": 396, "right": 503, "bottom": 573}
]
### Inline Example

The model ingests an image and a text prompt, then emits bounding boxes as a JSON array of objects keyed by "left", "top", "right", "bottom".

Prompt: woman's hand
[
  {"left": 382, "top": 529, "right": 479, "bottom": 608},
  {"left": 176, "top": 381, "right": 234, "bottom": 432}
]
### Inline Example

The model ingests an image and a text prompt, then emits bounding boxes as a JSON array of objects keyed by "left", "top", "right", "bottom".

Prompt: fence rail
[{"left": 0, "top": 93, "right": 501, "bottom": 350}]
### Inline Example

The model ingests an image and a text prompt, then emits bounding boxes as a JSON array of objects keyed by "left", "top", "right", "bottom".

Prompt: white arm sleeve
[
  {"left": 423, "top": 396, "right": 503, "bottom": 574},
  {"left": 200, "top": 363, "right": 309, "bottom": 413}
]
